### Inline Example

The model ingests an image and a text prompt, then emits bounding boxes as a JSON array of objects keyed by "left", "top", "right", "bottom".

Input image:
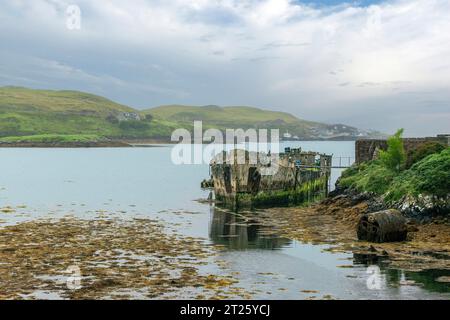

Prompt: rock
[
  {"left": 396, "top": 194, "right": 450, "bottom": 219},
  {"left": 407, "top": 225, "right": 419, "bottom": 232},
  {"left": 200, "top": 179, "right": 214, "bottom": 188},
  {"left": 350, "top": 192, "right": 371, "bottom": 205},
  {"left": 332, "top": 194, "right": 347, "bottom": 201},
  {"left": 435, "top": 276, "right": 450, "bottom": 283}
]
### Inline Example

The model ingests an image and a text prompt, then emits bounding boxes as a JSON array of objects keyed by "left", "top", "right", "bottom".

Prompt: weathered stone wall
[
  {"left": 210, "top": 149, "right": 332, "bottom": 210},
  {"left": 355, "top": 135, "right": 449, "bottom": 164}
]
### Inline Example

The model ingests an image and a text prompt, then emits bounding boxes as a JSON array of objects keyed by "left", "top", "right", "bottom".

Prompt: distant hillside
[
  {"left": 0, "top": 86, "right": 383, "bottom": 142},
  {"left": 0, "top": 86, "right": 134, "bottom": 115},
  {"left": 0, "top": 86, "right": 176, "bottom": 139},
  {"left": 144, "top": 104, "right": 383, "bottom": 140},
  {"left": 147, "top": 105, "right": 302, "bottom": 124}
]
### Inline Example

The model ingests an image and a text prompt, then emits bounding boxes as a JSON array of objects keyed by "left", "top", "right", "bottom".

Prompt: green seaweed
[{"left": 235, "top": 175, "right": 328, "bottom": 209}]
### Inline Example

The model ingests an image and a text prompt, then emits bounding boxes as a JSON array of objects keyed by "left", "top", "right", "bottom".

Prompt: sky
[{"left": 1, "top": 0, "right": 449, "bottom": 136}]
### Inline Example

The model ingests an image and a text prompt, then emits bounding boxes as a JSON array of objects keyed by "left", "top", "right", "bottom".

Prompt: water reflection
[
  {"left": 209, "top": 207, "right": 450, "bottom": 295},
  {"left": 405, "top": 269, "right": 450, "bottom": 293},
  {"left": 353, "top": 252, "right": 450, "bottom": 293},
  {"left": 353, "top": 252, "right": 390, "bottom": 266},
  {"left": 209, "top": 207, "right": 292, "bottom": 250}
]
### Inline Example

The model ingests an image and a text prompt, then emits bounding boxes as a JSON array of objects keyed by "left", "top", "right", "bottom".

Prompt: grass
[
  {"left": 0, "top": 87, "right": 181, "bottom": 140},
  {"left": 384, "top": 148, "right": 450, "bottom": 202},
  {"left": 0, "top": 86, "right": 379, "bottom": 142},
  {"left": 0, "top": 86, "right": 134, "bottom": 115},
  {"left": 0, "top": 134, "right": 104, "bottom": 143},
  {"left": 144, "top": 104, "right": 326, "bottom": 138},
  {"left": 339, "top": 147, "right": 450, "bottom": 205},
  {"left": 339, "top": 160, "right": 396, "bottom": 195},
  {"left": 146, "top": 105, "right": 303, "bottom": 124}
]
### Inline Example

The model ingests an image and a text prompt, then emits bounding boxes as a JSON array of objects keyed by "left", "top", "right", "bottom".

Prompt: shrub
[
  {"left": 384, "top": 148, "right": 450, "bottom": 203},
  {"left": 405, "top": 141, "right": 446, "bottom": 169},
  {"left": 378, "top": 129, "right": 406, "bottom": 172},
  {"left": 339, "top": 160, "right": 396, "bottom": 195},
  {"left": 119, "top": 120, "right": 149, "bottom": 130},
  {"left": 0, "top": 117, "right": 22, "bottom": 137},
  {"left": 106, "top": 114, "right": 119, "bottom": 124}
]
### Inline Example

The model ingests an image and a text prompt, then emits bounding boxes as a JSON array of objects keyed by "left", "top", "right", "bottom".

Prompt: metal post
[{"left": 294, "top": 167, "right": 299, "bottom": 190}]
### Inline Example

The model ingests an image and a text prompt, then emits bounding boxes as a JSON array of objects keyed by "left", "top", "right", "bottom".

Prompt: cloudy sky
[{"left": 1, "top": 0, "right": 449, "bottom": 136}]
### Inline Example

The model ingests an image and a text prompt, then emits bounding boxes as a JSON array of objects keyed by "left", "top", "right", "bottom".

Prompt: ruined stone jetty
[{"left": 207, "top": 148, "right": 332, "bottom": 210}]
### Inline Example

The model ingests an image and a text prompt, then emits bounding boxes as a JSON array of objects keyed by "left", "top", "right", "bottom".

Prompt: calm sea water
[{"left": 0, "top": 141, "right": 448, "bottom": 300}]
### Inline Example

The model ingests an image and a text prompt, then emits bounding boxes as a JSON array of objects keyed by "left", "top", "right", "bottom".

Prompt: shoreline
[
  {"left": 254, "top": 192, "right": 450, "bottom": 273},
  {"left": 0, "top": 141, "right": 133, "bottom": 148},
  {"left": 0, "top": 138, "right": 363, "bottom": 148}
]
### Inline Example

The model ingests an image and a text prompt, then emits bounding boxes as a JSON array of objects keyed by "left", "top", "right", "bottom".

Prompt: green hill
[
  {"left": 143, "top": 104, "right": 315, "bottom": 137},
  {"left": 0, "top": 86, "right": 134, "bottom": 114},
  {"left": 0, "top": 86, "right": 176, "bottom": 140},
  {"left": 144, "top": 104, "right": 377, "bottom": 140},
  {"left": 0, "top": 86, "right": 380, "bottom": 143},
  {"left": 147, "top": 104, "right": 302, "bottom": 124}
]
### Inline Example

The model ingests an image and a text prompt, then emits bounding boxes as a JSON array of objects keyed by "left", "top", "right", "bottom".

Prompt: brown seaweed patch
[
  {"left": 254, "top": 198, "right": 450, "bottom": 272},
  {"left": 435, "top": 276, "right": 450, "bottom": 283},
  {"left": 0, "top": 206, "right": 16, "bottom": 213},
  {"left": 0, "top": 217, "right": 246, "bottom": 300}
]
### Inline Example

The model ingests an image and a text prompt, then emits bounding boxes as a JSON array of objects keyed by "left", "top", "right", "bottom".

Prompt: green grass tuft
[
  {"left": 384, "top": 148, "right": 450, "bottom": 202},
  {"left": 339, "top": 160, "right": 396, "bottom": 195},
  {"left": 339, "top": 147, "right": 450, "bottom": 204}
]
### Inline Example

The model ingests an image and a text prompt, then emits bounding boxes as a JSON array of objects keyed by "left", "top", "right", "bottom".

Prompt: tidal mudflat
[
  {"left": 0, "top": 216, "right": 248, "bottom": 300},
  {"left": 259, "top": 198, "right": 450, "bottom": 273}
]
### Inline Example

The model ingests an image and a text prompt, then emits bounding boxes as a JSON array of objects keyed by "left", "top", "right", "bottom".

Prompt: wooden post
[{"left": 233, "top": 142, "right": 239, "bottom": 211}]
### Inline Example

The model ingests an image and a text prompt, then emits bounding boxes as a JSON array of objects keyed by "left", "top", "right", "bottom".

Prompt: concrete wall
[{"left": 355, "top": 135, "right": 449, "bottom": 164}]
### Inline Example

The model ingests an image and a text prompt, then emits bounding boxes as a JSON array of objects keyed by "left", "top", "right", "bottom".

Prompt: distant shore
[
  {"left": 0, "top": 140, "right": 133, "bottom": 148},
  {"left": 0, "top": 137, "right": 365, "bottom": 148},
  {"left": 0, "top": 136, "right": 174, "bottom": 148}
]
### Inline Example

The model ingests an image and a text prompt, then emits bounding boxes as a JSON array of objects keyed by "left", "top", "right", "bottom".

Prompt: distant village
[
  {"left": 282, "top": 124, "right": 377, "bottom": 141},
  {"left": 113, "top": 112, "right": 380, "bottom": 141},
  {"left": 116, "top": 112, "right": 141, "bottom": 121}
]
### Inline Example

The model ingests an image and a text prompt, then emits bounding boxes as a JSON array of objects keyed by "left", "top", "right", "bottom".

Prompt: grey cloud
[
  {"left": 249, "top": 56, "right": 283, "bottom": 62},
  {"left": 179, "top": 5, "right": 242, "bottom": 26},
  {"left": 0, "top": 0, "right": 449, "bottom": 135},
  {"left": 211, "top": 50, "right": 225, "bottom": 56},
  {"left": 357, "top": 82, "right": 382, "bottom": 87},
  {"left": 259, "top": 41, "right": 311, "bottom": 50}
]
